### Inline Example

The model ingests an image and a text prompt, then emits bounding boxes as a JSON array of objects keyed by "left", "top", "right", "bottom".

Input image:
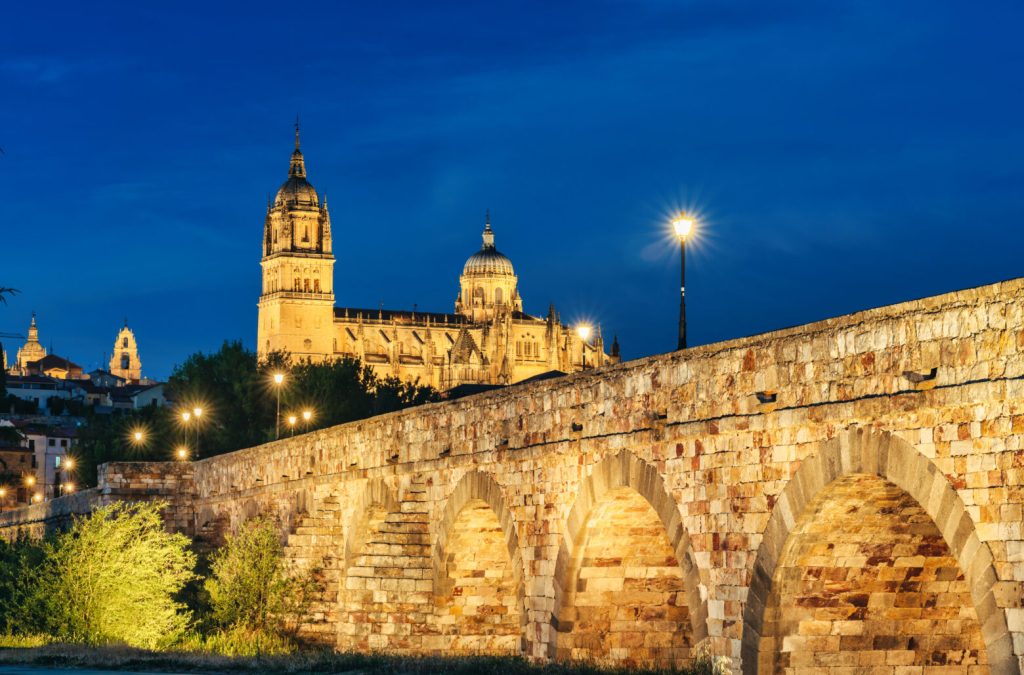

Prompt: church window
[
  {"left": 304, "top": 278, "right": 311, "bottom": 292},
  {"left": 313, "top": 279, "right": 321, "bottom": 293},
  {"left": 273, "top": 228, "right": 278, "bottom": 243},
  {"left": 495, "top": 287, "right": 503, "bottom": 304},
  {"left": 303, "top": 338, "right": 313, "bottom": 350},
  {"left": 473, "top": 287, "right": 484, "bottom": 305},
  {"left": 302, "top": 225, "right": 310, "bottom": 243},
  {"left": 294, "top": 277, "right": 300, "bottom": 290},
  {"left": 122, "top": 337, "right": 129, "bottom": 348},
  {"left": 121, "top": 354, "right": 130, "bottom": 369}
]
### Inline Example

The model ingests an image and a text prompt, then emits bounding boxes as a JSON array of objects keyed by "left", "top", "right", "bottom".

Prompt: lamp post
[
  {"left": 287, "top": 414, "right": 298, "bottom": 437},
  {"left": 273, "top": 373, "right": 285, "bottom": 439},
  {"left": 192, "top": 407, "right": 203, "bottom": 458},
  {"left": 302, "top": 409, "right": 313, "bottom": 431},
  {"left": 672, "top": 213, "right": 695, "bottom": 350},
  {"left": 577, "top": 325, "right": 592, "bottom": 369}
]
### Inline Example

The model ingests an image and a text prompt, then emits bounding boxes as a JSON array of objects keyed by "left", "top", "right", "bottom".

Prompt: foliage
[
  {"left": 0, "top": 633, "right": 51, "bottom": 648},
  {"left": 180, "top": 625, "right": 296, "bottom": 657},
  {"left": 165, "top": 341, "right": 439, "bottom": 460},
  {"left": 74, "top": 404, "right": 177, "bottom": 488},
  {"left": 43, "top": 501, "right": 197, "bottom": 648},
  {"left": 204, "top": 517, "right": 318, "bottom": 638},
  {"left": 0, "top": 287, "right": 17, "bottom": 305},
  {"left": 0, "top": 534, "right": 49, "bottom": 635}
]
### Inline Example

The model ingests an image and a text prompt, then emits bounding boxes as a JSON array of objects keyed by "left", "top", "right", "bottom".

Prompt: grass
[{"left": 0, "top": 642, "right": 717, "bottom": 674}]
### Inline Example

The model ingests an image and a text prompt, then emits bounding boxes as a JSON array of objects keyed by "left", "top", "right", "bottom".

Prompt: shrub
[
  {"left": 0, "top": 534, "right": 49, "bottom": 635},
  {"left": 204, "top": 516, "right": 318, "bottom": 637},
  {"left": 44, "top": 501, "right": 197, "bottom": 648}
]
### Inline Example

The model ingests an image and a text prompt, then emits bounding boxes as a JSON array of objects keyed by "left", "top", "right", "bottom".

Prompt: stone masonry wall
[{"left": 3, "top": 277, "right": 1024, "bottom": 674}]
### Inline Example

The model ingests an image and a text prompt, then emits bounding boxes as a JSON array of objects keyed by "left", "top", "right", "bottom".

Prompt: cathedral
[{"left": 257, "top": 127, "right": 619, "bottom": 390}]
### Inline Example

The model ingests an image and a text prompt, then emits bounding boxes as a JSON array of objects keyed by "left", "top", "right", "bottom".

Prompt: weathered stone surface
[{"left": 5, "top": 277, "right": 1024, "bottom": 674}]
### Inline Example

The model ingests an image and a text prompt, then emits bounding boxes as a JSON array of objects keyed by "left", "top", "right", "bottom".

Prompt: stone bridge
[{"left": 4, "top": 278, "right": 1024, "bottom": 675}]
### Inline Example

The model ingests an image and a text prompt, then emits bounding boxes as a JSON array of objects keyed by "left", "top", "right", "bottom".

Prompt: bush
[
  {"left": 0, "top": 534, "right": 49, "bottom": 635},
  {"left": 179, "top": 625, "right": 296, "bottom": 657},
  {"left": 204, "top": 517, "right": 318, "bottom": 638},
  {"left": 44, "top": 501, "right": 197, "bottom": 648}
]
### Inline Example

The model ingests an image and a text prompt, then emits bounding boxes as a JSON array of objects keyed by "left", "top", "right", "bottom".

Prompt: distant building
[
  {"left": 88, "top": 369, "right": 127, "bottom": 389},
  {"left": 3, "top": 375, "right": 85, "bottom": 414},
  {"left": 11, "top": 314, "right": 46, "bottom": 374},
  {"left": 17, "top": 423, "right": 76, "bottom": 500},
  {"left": 24, "top": 354, "right": 85, "bottom": 380},
  {"left": 109, "top": 323, "right": 143, "bottom": 382},
  {"left": 256, "top": 127, "right": 619, "bottom": 390}
]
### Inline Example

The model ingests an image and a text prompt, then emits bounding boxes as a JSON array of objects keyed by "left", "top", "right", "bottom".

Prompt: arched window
[
  {"left": 304, "top": 278, "right": 311, "bottom": 292},
  {"left": 120, "top": 353, "right": 130, "bottom": 369},
  {"left": 313, "top": 278, "right": 321, "bottom": 293},
  {"left": 495, "top": 287, "right": 503, "bottom": 304},
  {"left": 473, "top": 287, "right": 484, "bottom": 305},
  {"left": 294, "top": 277, "right": 300, "bottom": 290},
  {"left": 122, "top": 337, "right": 128, "bottom": 348}
]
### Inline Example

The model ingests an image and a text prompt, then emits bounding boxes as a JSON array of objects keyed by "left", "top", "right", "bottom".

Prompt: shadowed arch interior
[
  {"left": 741, "top": 429, "right": 1016, "bottom": 675},
  {"left": 432, "top": 471, "right": 526, "bottom": 655},
  {"left": 551, "top": 450, "right": 707, "bottom": 666}
]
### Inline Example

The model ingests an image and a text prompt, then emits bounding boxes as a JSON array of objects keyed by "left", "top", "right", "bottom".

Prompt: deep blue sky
[{"left": 3, "top": 1, "right": 1023, "bottom": 379}]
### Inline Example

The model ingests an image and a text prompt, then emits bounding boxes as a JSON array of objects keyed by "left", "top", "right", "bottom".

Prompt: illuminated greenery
[
  {"left": 0, "top": 534, "right": 48, "bottom": 635},
  {"left": 42, "top": 501, "right": 196, "bottom": 648},
  {"left": 204, "top": 517, "right": 318, "bottom": 640}
]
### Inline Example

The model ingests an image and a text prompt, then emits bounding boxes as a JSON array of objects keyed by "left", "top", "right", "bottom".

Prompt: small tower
[
  {"left": 15, "top": 313, "right": 47, "bottom": 373},
  {"left": 110, "top": 321, "right": 143, "bottom": 383}
]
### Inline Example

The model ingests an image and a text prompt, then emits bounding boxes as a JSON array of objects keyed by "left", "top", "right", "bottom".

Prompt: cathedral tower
[
  {"left": 14, "top": 313, "right": 46, "bottom": 373},
  {"left": 109, "top": 322, "right": 143, "bottom": 382},
  {"left": 257, "top": 124, "right": 336, "bottom": 361}
]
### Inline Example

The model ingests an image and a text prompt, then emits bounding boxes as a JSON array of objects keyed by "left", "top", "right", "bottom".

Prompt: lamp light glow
[
  {"left": 672, "top": 214, "right": 694, "bottom": 239},
  {"left": 273, "top": 372, "right": 285, "bottom": 385},
  {"left": 576, "top": 325, "right": 592, "bottom": 342},
  {"left": 176, "top": 446, "right": 189, "bottom": 461},
  {"left": 302, "top": 409, "right": 313, "bottom": 422}
]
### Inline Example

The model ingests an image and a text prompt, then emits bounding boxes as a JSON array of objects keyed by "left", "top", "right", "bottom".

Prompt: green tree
[
  {"left": 75, "top": 405, "right": 177, "bottom": 488},
  {"left": 43, "top": 501, "right": 196, "bottom": 648},
  {"left": 204, "top": 517, "right": 317, "bottom": 636}
]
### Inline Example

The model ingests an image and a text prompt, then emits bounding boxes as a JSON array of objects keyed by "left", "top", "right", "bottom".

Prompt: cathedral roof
[
  {"left": 462, "top": 218, "right": 514, "bottom": 277},
  {"left": 274, "top": 124, "right": 319, "bottom": 207}
]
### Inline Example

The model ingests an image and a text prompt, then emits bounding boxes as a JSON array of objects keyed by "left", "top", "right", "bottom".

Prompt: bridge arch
[
  {"left": 432, "top": 470, "right": 526, "bottom": 655},
  {"left": 741, "top": 427, "right": 1016, "bottom": 675},
  {"left": 552, "top": 450, "right": 707, "bottom": 666},
  {"left": 343, "top": 477, "right": 401, "bottom": 571}
]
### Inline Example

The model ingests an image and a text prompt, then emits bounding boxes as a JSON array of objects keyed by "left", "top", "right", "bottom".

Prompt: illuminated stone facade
[
  {"left": 109, "top": 324, "right": 143, "bottom": 383},
  {"left": 256, "top": 130, "right": 618, "bottom": 389}
]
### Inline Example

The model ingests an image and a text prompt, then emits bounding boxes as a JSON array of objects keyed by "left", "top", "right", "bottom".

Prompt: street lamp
[
  {"left": 577, "top": 325, "right": 592, "bottom": 369},
  {"left": 302, "top": 409, "right": 313, "bottom": 431},
  {"left": 287, "top": 414, "right": 298, "bottom": 437},
  {"left": 272, "top": 372, "right": 286, "bottom": 440},
  {"left": 193, "top": 406, "right": 204, "bottom": 458},
  {"left": 175, "top": 446, "right": 189, "bottom": 461},
  {"left": 672, "top": 213, "right": 695, "bottom": 350}
]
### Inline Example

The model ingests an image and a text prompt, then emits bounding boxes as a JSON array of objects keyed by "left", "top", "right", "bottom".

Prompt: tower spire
[
  {"left": 482, "top": 210, "right": 495, "bottom": 249},
  {"left": 294, "top": 115, "right": 301, "bottom": 150}
]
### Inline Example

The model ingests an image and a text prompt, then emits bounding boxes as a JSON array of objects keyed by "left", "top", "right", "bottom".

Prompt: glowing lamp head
[
  {"left": 672, "top": 214, "right": 694, "bottom": 239},
  {"left": 302, "top": 410, "right": 312, "bottom": 422},
  {"left": 287, "top": 415, "right": 298, "bottom": 426},
  {"left": 32, "top": 493, "right": 42, "bottom": 503},
  {"left": 181, "top": 411, "right": 192, "bottom": 423},
  {"left": 0, "top": 488, "right": 7, "bottom": 498},
  {"left": 273, "top": 372, "right": 285, "bottom": 385},
  {"left": 64, "top": 458, "right": 75, "bottom": 471},
  {"left": 176, "top": 446, "right": 189, "bottom": 461},
  {"left": 64, "top": 483, "right": 74, "bottom": 493},
  {"left": 576, "top": 325, "right": 592, "bottom": 342},
  {"left": 24, "top": 476, "right": 35, "bottom": 487},
  {"left": 133, "top": 430, "right": 144, "bottom": 442},
  {"left": 193, "top": 407, "right": 203, "bottom": 418}
]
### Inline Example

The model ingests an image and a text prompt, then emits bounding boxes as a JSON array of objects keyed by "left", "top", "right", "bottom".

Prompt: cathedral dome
[
  {"left": 275, "top": 126, "right": 319, "bottom": 207},
  {"left": 462, "top": 221, "right": 514, "bottom": 276},
  {"left": 275, "top": 170, "right": 319, "bottom": 207}
]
